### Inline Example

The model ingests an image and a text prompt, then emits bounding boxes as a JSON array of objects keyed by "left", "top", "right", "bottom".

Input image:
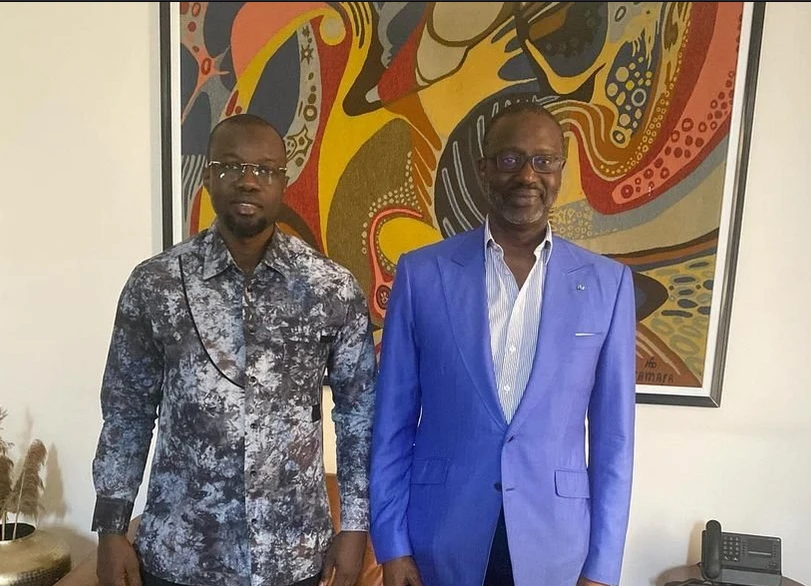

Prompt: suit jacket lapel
[
  {"left": 508, "top": 240, "right": 583, "bottom": 432},
  {"left": 439, "top": 227, "right": 505, "bottom": 428}
]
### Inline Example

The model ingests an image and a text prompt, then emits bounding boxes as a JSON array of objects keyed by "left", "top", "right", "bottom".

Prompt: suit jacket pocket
[
  {"left": 572, "top": 332, "right": 606, "bottom": 349},
  {"left": 410, "top": 458, "right": 449, "bottom": 485},
  {"left": 555, "top": 469, "right": 590, "bottom": 498}
]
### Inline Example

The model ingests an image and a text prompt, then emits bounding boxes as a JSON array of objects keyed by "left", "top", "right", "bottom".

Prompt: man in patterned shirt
[{"left": 92, "top": 114, "right": 377, "bottom": 586}]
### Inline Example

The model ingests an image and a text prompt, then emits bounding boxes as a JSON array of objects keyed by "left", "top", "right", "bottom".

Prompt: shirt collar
[
  {"left": 201, "top": 223, "right": 232, "bottom": 280},
  {"left": 261, "top": 228, "right": 297, "bottom": 279},
  {"left": 202, "top": 220, "right": 297, "bottom": 280},
  {"left": 483, "top": 215, "right": 554, "bottom": 259}
]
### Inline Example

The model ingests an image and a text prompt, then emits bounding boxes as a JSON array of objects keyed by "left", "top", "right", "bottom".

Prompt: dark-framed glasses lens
[
  {"left": 495, "top": 152, "right": 525, "bottom": 172},
  {"left": 530, "top": 156, "right": 564, "bottom": 173}
]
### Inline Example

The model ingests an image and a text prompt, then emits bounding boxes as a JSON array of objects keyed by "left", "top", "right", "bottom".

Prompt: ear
[{"left": 202, "top": 166, "right": 211, "bottom": 193}]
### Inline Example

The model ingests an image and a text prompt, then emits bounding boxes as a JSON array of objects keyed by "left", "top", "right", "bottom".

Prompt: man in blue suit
[{"left": 369, "top": 102, "right": 636, "bottom": 586}]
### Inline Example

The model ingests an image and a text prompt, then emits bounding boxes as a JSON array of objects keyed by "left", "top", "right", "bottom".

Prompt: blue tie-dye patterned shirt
[{"left": 91, "top": 224, "right": 377, "bottom": 586}]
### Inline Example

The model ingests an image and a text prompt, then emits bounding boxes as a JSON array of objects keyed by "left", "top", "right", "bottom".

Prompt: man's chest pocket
[{"left": 280, "top": 326, "right": 337, "bottom": 406}]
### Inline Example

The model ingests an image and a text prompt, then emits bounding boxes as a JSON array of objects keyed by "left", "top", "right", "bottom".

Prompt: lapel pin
[{"left": 576, "top": 284, "right": 585, "bottom": 291}]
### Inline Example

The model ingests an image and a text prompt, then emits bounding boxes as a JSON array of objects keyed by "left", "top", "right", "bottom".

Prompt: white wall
[
  {"left": 0, "top": 2, "right": 162, "bottom": 560},
  {"left": 623, "top": 3, "right": 811, "bottom": 582},
  {"left": 1, "top": 2, "right": 809, "bottom": 584}
]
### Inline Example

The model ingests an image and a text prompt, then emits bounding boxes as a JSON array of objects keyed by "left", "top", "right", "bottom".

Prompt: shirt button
[
  {"left": 250, "top": 468, "right": 257, "bottom": 476},
  {"left": 251, "top": 518, "right": 258, "bottom": 525},
  {"left": 248, "top": 324, "right": 256, "bottom": 334},
  {"left": 249, "top": 375, "right": 258, "bottom": 385},
  {"left": 250, "top": 422, "right": 258, "bottom": 430},
  {"left": 509, "top": 345, "right": 517, "bottom": 353},
  {"left": 503, "top": 385, "right": 511, "bottom": 392},
  {"left": 494, "top": 482, "right": 502, "bottom": 492}
]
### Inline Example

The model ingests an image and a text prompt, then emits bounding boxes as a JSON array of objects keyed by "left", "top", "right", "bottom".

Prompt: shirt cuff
[
  {"left": 91, "top": 496, "right": 134, "bottom": 534},
  {"left": 340, "top": 517, "right": 370, "bottom": 532},
  {"left": 340, "top": 503, "right": 370, "bottom": 532}
]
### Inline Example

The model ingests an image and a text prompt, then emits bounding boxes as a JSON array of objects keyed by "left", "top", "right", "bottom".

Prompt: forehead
[
  {"left": 488, "top": 112, "right": 563, "bottom": 154},
  {"left": 210, "top": 123, "right": 285, "bottom": 160}
]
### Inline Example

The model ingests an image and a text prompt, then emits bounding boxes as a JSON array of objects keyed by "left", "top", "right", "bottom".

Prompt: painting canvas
[{"left": 159, "top": 2, "right": 765, "bottom": 406}]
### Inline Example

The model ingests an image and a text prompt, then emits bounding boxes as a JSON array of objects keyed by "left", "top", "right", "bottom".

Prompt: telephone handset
[{"left": 701, "top": 519, "right": 782, "bottom": 586}]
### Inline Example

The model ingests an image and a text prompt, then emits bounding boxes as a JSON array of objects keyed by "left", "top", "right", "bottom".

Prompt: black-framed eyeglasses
[
  {"left": 207, "top": 161, "right": 287, "bottom": 185},
  {"left": 488, "top": 151, "right": 566, "bottom": 174}
]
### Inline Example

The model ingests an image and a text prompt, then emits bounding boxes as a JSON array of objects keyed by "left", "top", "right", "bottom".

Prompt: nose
[
  {"left": 236, "top": 167, "right": 261, "bottom": 189},
  {"left": 516, "top": 159, "right": 539, "bottom": 183}
]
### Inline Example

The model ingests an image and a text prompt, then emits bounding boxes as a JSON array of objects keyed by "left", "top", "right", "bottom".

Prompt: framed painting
[{"left": 159, "top": 2, "right": 766, "bottom": 407}]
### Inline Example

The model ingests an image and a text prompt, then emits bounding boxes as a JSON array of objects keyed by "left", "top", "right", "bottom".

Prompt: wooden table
[{"left": 660, "top": 564, "right": 805, "bottom": 586}]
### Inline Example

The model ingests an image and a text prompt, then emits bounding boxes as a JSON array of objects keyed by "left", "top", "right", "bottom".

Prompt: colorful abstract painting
[{"left": 162, "top": 2, "right": 763, "bottom": 405}]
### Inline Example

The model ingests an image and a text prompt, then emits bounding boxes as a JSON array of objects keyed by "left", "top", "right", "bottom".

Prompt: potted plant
[{"left": 0, "top": 406, "right": 71, "bottom": 586}]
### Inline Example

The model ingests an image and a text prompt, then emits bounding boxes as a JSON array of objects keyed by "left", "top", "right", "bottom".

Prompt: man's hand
[
  {"left": 382, "top": 556, "right": 424, "bottom": 586},
  {"left": 97, "top": 533, "right": 142, "bottom": 586},
  {"left": 577, "top": 577, "right": 609, "bottom": 586},
  {"left": 319, "top": 530, "right": 367, "bottom": 586}
]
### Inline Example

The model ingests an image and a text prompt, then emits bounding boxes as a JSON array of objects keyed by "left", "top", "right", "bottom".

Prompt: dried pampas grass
[
  {"left": 0, "top": 407, "right": 13, "bottom": 515},
  {"left": 6, "top": 440, "right": 47, "bottom": 515},
  {"left": 0, "top": 407, "right": 14, "bottom": 502},
  {"left": 0, "top": 407, "right": 48, "bottom": 541}
]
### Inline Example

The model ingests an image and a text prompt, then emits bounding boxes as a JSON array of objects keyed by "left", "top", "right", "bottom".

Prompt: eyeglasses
[
  {"left": 207, "top": 161, "right": 287, "bottom": 184},
  {"left": 488, "top": 151, "right": 566, "bottom": 174}
]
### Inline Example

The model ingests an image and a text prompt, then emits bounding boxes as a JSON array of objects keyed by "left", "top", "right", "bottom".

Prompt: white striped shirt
[{"left": 484, "top": 218, "right": 553, "bottom": 423}]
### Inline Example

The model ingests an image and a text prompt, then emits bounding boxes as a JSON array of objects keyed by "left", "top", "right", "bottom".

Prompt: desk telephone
[{"left": 701, "top": 519, "right": 782, "bottom": 586}]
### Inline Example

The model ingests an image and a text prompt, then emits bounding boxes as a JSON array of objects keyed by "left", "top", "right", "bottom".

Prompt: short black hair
[
  {"left": 206, "top": 114, "right": 282, "bottom": 159},
  {"left": 482, "top": 101, "right": 563, "bottom": 155}
]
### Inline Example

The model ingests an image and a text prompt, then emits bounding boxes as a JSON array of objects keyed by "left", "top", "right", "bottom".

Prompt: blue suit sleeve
[
  {"left": 581, "top": 265, "right": 637, "bottom": 585},
  {"left": 369, "top": 254, "right": 423, "bottom": 563}
]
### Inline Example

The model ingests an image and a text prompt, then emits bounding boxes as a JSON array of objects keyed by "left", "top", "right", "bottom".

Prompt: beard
[
  {"left": 219, "top": 211, "right": 271, "bottom": 239},
  {"left": 482, "top": 182, "right": 556, "bottom": 226}
]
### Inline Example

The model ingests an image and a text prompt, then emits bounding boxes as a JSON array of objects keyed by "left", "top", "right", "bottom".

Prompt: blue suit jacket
[{"left": 370, "top": 226, "right": 636, "bottom": 586}]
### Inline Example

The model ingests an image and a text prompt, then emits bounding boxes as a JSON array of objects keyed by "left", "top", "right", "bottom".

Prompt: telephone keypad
[{"left": 722, "top": 535, "right": 741, "bottom": 562}]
